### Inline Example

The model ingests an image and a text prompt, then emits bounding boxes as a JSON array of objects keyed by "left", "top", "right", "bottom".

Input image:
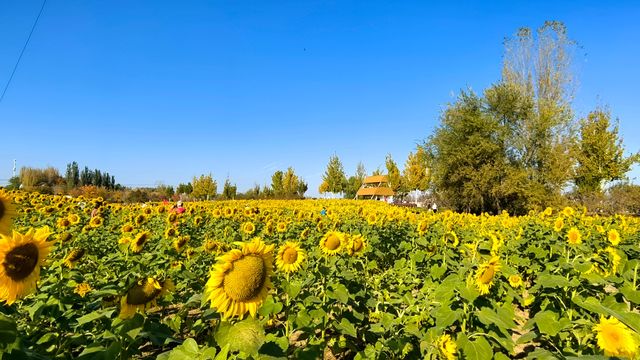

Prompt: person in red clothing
[{"left": 171, "top": 201, "right": 186, "bottom": 214}]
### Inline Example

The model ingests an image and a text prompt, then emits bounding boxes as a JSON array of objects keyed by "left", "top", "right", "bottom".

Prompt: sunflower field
[{"left": 1, "top": 190, "right": 640, "bottom": 359}]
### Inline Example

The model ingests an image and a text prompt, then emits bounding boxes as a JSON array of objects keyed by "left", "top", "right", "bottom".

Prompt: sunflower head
[
  {"left": 417, "top": 220, "right": 428, "bottom": 235},
  {"left": 119, "top": 277, "right": 173, "bottom": 319},
  {"left": 607, "top": 229, "right": 621, "bottom": 246},
  {"left": 64, "top": 248, "right": 86, "bottom": 269},
  {"left": 242, "top": 222, "right": 256, "bottom": 235},
  {"left": 508, "top": 274, "right": 523, "bottom": 288},
  {"left": 567, "top": 227, "right": 582, "bottom": 245},
  {"left": 276, "top": 242, "right": 305, "bottom": 273},
  {"left": 74, "top": 283, "right": 92, "bottom": 298},
  {"left": 0, "top": 192, "right": 16, "bottom": 235},
  {"left": 276, "top": 222, "right": 287, "bottom": 233},
  {"left": 130, "top": 231, "right": 151, "bottom": 253},
  {"left": 121, "top": 223, "right": 134, "bottom": 233},
  {"left": 89, "top": 216, "right": 103, "bottom": 228},
  {"left": 347, "top": 234, "right": 367, "bottom": 256},
  {"left": 593, "top": 316, "right": 639, "bottom": 358},
  {"left": 475, "top": 256, "right": 501, "bottom": 295},
  {"left": 553, "top": 217, "right": 564, "bottom": 232},
  {"left": 204, "top": 238, "right": 274, "bottom": 319},
  {"left": 0, "top": 228, "right": 53, "bottom": 304},
  {"left": 173, "top": 236, "right": 189, "bottom": 253},
  {"left": 320, "top": 231, "right": 344, "bottom": 256},
  {"left": 437, "top": 334, "right": 457, "bottom": 360}
]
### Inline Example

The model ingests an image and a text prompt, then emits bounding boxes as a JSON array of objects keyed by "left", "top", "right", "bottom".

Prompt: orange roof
[
  {"left": 356, "top": 187, "right": 395, "bottom": 197},
  {"left": 362, "top": 175, "right": 388, "bottom": 184}
]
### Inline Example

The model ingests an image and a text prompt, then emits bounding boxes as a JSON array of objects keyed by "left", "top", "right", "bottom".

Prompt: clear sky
[{"left": 1, "top": 0, "right": 639, "bottom": 195}]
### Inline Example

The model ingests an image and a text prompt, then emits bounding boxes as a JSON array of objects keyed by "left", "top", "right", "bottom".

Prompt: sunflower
[
  {"left": 130, "top": 231, "right": 151, "bottom": 253},
  {"left": 119, "top": 277, "right": 174, "bottom": 319},
  {"left": 0, "top": 192, "right": 16, "bottom": 235},
  {"left": 134, "top": 214, "right": 146, "bottom": 226},
  {"left": 508, "top": 274, "right": 523, "bottom": 288},
  {"left": 320, "top": 231, "right": 344, "bottom": 256},
  {"left": 193, "top": 216, "right": 204, "bottom": 227},
  {"left": 437, "top": 334, "right": 457, "bottom": 360},
  {"left": 443, "top": 231, "right": 459, "bottom": 247},
  {"left": 417, "top": 220, "right": 428, "bottom": 235},
  {"left": 347, "top": 234, "right": 366, "bottom": 256},
  {"left": 204, "top": 239, "right": 228, "bottom": 255},
  {"left": 89, "top": 216, "right": 103, "bottom": 228},
  {"left": 212, "top": 208, "right": 222, "bottom": 218},
  {"left": 300, "top": 228, "right": 310, "bottom": 239},
  {"left": 63, "top": 248, "right": 86, "bottom": 268},
  {"left": 242, "top": 222, "right": 256, "bottom": 235},
  {"left": 543, "top": 207, "right": 553, "bottom": 217},
  {"left": 593, "top": 316, "right": 639, "bottom": 358},
  {"left": 562, "top": 206, "right": 575, "bottom": 217},
  {"left": 121, "top": 223, "right": 134, "bottom": 233},
  {"left": 608, "top": 229, "right": 621, "bottom": 246},
  {"left": 553, "top": 217, "right": 564, "bottom": 232},
  {"left": 275, "top": 242, "right": 305, "bottom": 273},
  {"left": 475, "top": 256, "right": 501, "bottom": 295},
  {"left": 567, "top": 227, "right": 582, "bottom": 245},
  {"left": 164, "top": 227, "right": 178, "bottom": 238},
  {"left": 56, "top": 217, "right": 71, "bottom": 229},
  {"left": 57, "top": 232, "right": 72, "bottom": 243},
  {"left": 204, "top": 238, "right": 274, "bottom": 319},
  {"left": 74, "top": 283, "right": 92, "bottom": 298},
  {"left": 276, "top": 222, "right": 287, "bottom": 233},
  {"left": 167, "top": 212, "right": 177, "bottom": 224},
  {"left": 0, "top": 228, "right": 53, "bottom": 304},
  {"left": 173, "top": 236, "right": 189, "bottom": 253}
]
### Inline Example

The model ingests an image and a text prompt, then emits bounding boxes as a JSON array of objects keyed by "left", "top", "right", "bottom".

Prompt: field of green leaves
[{"left": 0, "top": 190, "right": 639, "bottom": 359}]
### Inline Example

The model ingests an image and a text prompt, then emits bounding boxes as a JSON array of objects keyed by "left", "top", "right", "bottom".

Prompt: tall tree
[
  {"left": 282, "top": 167, "right": 299, "bottom": 198},
  {"left": 271, "top": 170, "right": 284, "bottom": 197},
  {"left": 191, "top": 174, "right": 217, "bottom": 200},
  {"left": 319, "top": 154, "right": 347, "bottom": 195},
  {"left": 222, "top": 178, "right": 237, "bottom": 200},
  {"left": 403, "top": 147, "right": 430, "bottom": 193},
  {"left": 344, "top": 162, "right": 367, "bottom": 199},
  {"left": 574, "top": 109, "right": 640, "bottom": 194},
  {"left": 501, "top": 21, "right": 577, "bottom": 206},
  {"left": 176, "top": 182, "right": 193, "bottom": 195},
  {"left": 385, "top": 154, "right": 404, "bottom": 195}
]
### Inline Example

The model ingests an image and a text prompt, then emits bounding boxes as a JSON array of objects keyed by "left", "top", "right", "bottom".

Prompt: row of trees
[
  {"left": 169, "top": 167, "right": 309, "bottom": 201},
  {"left": 65, "top": 162, "right": 119, "bottom": 190},
  {"left": 425, "top": 21, "right": 639, "bottom": 214},
  {"left": 318, "top": 149, "right": 430, "bottom": 200}
]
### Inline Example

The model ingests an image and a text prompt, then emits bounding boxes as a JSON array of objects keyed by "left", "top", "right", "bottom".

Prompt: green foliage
[
  {"left": 221, "top": 179, "right": 237, "bottom": 200},
  {"left": 176, "top": 182, "right": 193, "bottom": 195},
  {"left": 192, "top": 174, "right": 217, "bottom": 200},
  {"left": 574, "top": 109, "right": 640, "bottom": 195},
  {"left": 403, "top": 146, "right": 430, "bottom": 193},
  {"left": 319, "top": 154, "right": 347, "bottom": 195}
]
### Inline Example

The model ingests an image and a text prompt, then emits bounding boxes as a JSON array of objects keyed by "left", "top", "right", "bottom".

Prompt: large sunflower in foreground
[
  {"left": 275, "top": 242, "right": 305, "bottom": 273},
  {"left": 0, "top": 228, "right": 53, "bottom": 304},
  {"left": 593, "top": 316, "right": 639, "bottom": 359},
  {"left": 0, "top": 192, "right": 16, "bottom": 235},
  {"left": 320, "top": 231, "right": 344, "bottom": 255},
  {"left": 119, "top": 277, "right": 174, "bottom": 319},
  {"left": 475, "top": 256, "right": 501, "bottom": 295},
  {"left": 204, "top": 238, "right": 274, "bottom": 319}
]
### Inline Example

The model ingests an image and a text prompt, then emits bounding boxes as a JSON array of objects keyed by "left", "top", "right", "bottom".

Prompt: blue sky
[{"left": 1, "top": 1, "right": 639, "bottom": 195}]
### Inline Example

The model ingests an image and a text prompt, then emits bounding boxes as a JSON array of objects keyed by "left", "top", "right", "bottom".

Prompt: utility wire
[{"left": 0, "top": 0, "right": 47, "bottom": 105}]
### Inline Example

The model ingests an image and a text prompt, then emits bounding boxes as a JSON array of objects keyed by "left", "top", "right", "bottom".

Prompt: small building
[{"left": 356, "top": 175, "right": 395, "bottom": 202}]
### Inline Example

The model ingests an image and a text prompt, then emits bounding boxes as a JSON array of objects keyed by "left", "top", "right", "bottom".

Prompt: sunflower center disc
[
  {"left": 479, "top": 266, "right": 495, "bottom": 284},
  {"left": 4, "top": 243, "right": 39, "bottom": 281},
  {"left": 223, "top": 255, "right": 266, "bottom": 301},
  {"left": 325, "top": 235, "right": 340, "bottom": 250},
  {"left": 282, "top": 247, "right": 298, "bottom": 264}
]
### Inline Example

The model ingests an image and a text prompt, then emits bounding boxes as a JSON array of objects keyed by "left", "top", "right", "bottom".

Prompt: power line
[{"left": 0, "top": 0, "right": 47, "bottom": 105}]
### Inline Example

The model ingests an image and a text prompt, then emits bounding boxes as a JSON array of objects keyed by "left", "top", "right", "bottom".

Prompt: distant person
[
  {"left": 91, "top": 203, "right": 100, "bottom": 218},
  {"left": 431, "top": 202, "right": 438, "bottom": 213},
  {"left": 171, "top": 201, "right": 186, "bottom": 214},
  {"left": 320, "top": 207, "right": 327, "bottom": 216}
]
